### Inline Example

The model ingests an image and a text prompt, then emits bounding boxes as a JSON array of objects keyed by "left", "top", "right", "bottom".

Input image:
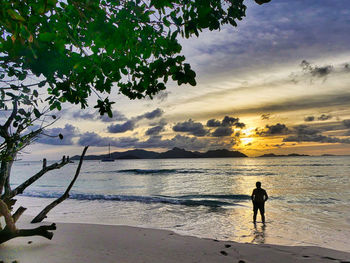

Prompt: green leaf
[
  {"left": 38, "top": 81, "right": 46, "bottom": 87},
  {"left": 38, "top": 32, "right": 56, "bottom": 42},
  {"left": 18, "top": 109, "right": 26, "bottom": 115},
  {"left": 33, "top": 108, "right": 41, "bottom": 118},
  {"left": 7, "top": 9, "right": 25, "bottom": 22}
]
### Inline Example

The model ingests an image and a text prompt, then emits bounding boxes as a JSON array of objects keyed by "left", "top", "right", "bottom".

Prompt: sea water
[{"left": 10, "top": 156, "right": 350, "bottom": 252}]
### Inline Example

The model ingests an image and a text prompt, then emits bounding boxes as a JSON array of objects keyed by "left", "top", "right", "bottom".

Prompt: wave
[
  {"left": 119, "top": 169, "right": 178, "bottom": 174},
  {"left": 85, "top": 168, "right": 276, "bottom": 176},
  {"left": 159, "top": 194, "right": 251, "bottom": 201},
  {"left": 20, "top": 192, "right": 246, "bottom": 208},
  {"left": 224, "top": 171, "right": 276, "bottom": 176},
  {"left": 105, "top": 169, "right": 207, "bottom": 175},
  {"left": 236, "top": 163, "right": 344, "bottom": 167}
]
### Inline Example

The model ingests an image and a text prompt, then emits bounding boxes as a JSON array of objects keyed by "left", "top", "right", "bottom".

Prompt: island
[{"left": 71, "top": 147, "right": 247, "bottom": 160}]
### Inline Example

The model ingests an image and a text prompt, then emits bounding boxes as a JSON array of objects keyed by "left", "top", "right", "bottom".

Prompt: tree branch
[
  {"left": 3, "top": 156, "right": 70, "bottom": 200},
  {"left": 31, "top": 146, "right": 89, "bottom": 223},
  {"left": 0, "top": 223, "right": 56, "bottom": 244},
  {"left": 3, "top": 100, "right": 18, "bottom": 131},
  {"left": 12, "top": 206, "right": 26, "bottom": 223}
]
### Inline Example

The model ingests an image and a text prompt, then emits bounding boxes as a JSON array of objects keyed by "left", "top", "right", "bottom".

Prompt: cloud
[
  {"left": 138, "top": 134, "right": 213, "bottom": 150},
  {"left": 343, "top": 119, "right": 350, "bottom": 128},
  {"left": 107, "top": 120, "right": 136, "bottom": 133},
  {"left": 261, "top": 114, "right": 270, "bottom": 120},
  {"left": 146, "top": 125, "right": 165, "bottom": 136},
  {"left": 206, "top": 116, "right": 246, "bottom": 129},
  {"left": 73, "top": 111, "right": 95, "bottom": 120},
  {"left": 206, "top": 119, "right": 222, "bottom": 127},
  {"left": 304, "top": 114, "right": 332, "bottom": 122},
  {"left": 137, "top": 108, "right": 164, "bottom": 120},
  {"left": 224, "top": 92, "right": 350, "bottom": 115},
  {"left": 222, "top": 116, "right": 240, "bottom": 126},
  {"left": 180, "top": 0, "right": 350, "bottom": 77},
  {"left": 300, "top": 60, "right": 333, "bottom": 78},
  {"left": 37, "top": 124, "right": 78, "bottom": 145},
  {"left": 206, "top": 115, "right": 248, "bottom": 137},
  {"left": 173, "top": 119, "right": 208, "bottom": 137},
  {"left": 256, "top": 123, "right": 289, "bottom": 136},
  {"left": 294, "top": 125, "right": 320, "bottom": 135},
  {"left": 99, "top": 111, "right": 127, "bottom": 122},
  {"left": 145, "top": 119, "right": 167, "bottom": 136},
  {"left": 283, "top": 125, "right": 350, "bottom": 144},
  {"left": 105, "top": 108, "right": 164, "bottom": 134},
  {"left": 77, "top": 132, "right": 234, "bottom": 152},
  {"left": 284, "top": 134, "right": 350, "bottom": 144},
  {"left": 78, "top": 132, "right": 139, "bottom": 147},
  {"left": 211, "top": 127, "right": 233, "bottom": 137},
  {"left": 304, "top": 116, "right": 315, "bottom": 122},
  {"left": 318, "top": 114, "right": 332, "bottom": 121},
  {"left": 73, "top": 110, "right": 126, "bottom": 122}
]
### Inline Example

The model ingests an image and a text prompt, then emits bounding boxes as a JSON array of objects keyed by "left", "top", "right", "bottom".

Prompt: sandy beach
[{"left": 1, "top": 221, "right": 350, "bottom": 263}]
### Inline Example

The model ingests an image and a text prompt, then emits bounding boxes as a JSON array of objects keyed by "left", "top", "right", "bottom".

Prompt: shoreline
[{"left": 1, "top": 221, "right": 350, "bottom": 263}]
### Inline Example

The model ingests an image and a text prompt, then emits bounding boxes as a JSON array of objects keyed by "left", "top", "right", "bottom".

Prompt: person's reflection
[{"left": 251, "top": 223, "right": 266, "bottom": 244}]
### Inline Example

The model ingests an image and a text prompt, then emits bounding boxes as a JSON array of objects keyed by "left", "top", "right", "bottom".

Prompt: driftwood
[
  {"left": 0, "top": 199, "right": 56, "bottom": 243},
  {"left": 31, "top": 146, "right": 89, "bottom": 223},
  {"left": 0, "top": 223, "right": 57, "bottom": 244}
]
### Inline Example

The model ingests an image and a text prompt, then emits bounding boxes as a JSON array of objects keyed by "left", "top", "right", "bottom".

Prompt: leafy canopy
[{"left": 1, "top": 0, "right": 270, "bottom": 117}]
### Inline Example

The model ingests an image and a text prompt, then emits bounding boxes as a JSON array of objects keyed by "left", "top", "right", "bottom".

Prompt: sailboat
[{"left": 101, "top": 144, "right": 114, "bottom": 162}]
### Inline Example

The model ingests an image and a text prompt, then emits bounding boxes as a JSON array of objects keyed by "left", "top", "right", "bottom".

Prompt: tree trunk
[
  {"left": 0, "top": 155, "right": 15, "bottom": 197},
  {"left": 4, "top": 158, "right": 14, "bottom": 197},
  {"left": 31, "top": 146, "right": 89, "bottom": 223}
]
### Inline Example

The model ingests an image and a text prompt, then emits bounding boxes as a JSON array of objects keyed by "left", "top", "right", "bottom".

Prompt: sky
[{"left": 11, "top": 0, "right": 350, "bottom": 160}]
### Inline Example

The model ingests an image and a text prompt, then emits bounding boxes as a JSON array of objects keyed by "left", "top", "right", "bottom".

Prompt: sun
[
  {"left": 241, "top": 127, "right": 255, "bottom": 136},
  {"left": 239, "top": 127, "right": 255, "bottom": 145}
]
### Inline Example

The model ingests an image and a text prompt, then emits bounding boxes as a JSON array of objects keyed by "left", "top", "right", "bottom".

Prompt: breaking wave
[{"left": 20, "top": 192, "right": 249, "bottom": 208}]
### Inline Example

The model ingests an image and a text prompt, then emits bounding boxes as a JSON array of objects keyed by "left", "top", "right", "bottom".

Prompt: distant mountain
[
  {"left": 201, "top": 149, "right": 247, "bottom": 158},
  {"left": 258, "top": 153, "right": 310, "bottom": 157},
  {"left": 157, "top": 147, "right": 200, "bottom": 158},
  {"left": 111, "top": 149, "right": 159, "bottom": 159},
  {"left": 71, "top": 148, "right": 247, "bottom": 160}
]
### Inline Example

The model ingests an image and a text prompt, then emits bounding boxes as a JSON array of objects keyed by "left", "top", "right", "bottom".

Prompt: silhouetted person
[{"left": 251, "top": 181, "right": 268, "bottom": 224}]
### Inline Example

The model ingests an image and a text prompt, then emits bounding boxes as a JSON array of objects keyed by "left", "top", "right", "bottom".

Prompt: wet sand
[{"left": 1, "top": 221, "right": 350, "bottom": 263}]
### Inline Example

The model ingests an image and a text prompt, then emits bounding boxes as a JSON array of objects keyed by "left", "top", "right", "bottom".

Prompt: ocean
[{"left": 10, "top": 156, "right": 350, "bottom": 252}]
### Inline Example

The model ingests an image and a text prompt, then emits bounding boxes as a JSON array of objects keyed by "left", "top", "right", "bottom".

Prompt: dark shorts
[{"left": 253, "top": 202, "right": 265, "bottom": 214}]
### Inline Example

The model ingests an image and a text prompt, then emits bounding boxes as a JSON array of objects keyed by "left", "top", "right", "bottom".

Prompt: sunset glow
[{"left": 13, "top": 1, "right": 350, "bottom": 160}]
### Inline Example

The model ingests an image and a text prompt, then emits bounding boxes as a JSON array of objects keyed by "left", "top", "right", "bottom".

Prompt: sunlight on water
[{"left": 11, "top": 156, "right": 350, "bottom": 252}]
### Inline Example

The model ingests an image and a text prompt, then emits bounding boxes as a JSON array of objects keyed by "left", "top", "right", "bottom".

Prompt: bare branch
[
  {"left": 3, "top": 156, "right": 71, "bottom": 200},
  {"left": 31, "top": 146, "right": 89, "bottom": 223},
  {"left": 0, "top": 223, "right": 56, "bottom": 244},
  {"left": 12, "top": 206, "right": 27, "bottom": 223}
]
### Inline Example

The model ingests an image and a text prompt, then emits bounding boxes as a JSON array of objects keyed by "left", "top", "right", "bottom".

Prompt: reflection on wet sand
[{"left": 252, "top": 223, "right": 266, "bottom": 244}]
